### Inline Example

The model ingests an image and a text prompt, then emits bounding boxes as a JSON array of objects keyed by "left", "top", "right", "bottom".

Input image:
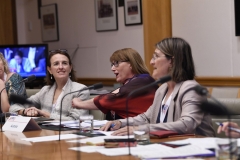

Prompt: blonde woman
[{"left": 0, "top": 52, "right": 27, "bottom": 113}]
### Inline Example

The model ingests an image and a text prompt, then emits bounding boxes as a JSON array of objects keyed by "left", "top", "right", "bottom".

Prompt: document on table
[
  {"left": 42, "top": 120, "right": 108, "bottom": 129},
  {"left": 67, "top": 131, "right": 134, "bottom": 144},
  {"left": 164, "top": 137, "right": 218, "bottom": 149},
  {"left": 21, "top": 134, "right": 85, "bottom": 142},
  {"left": 69, "top": 143, "right": 213, "bottom": 158}
]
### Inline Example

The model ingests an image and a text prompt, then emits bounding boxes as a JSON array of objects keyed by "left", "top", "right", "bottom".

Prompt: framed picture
[
  {"left": 124, "top": 0, "right": 142, "bottom": 26},
  {"left": 40, "top": 4, "right": 59, "bottom": 42},
  {"left": 95, "top": 0, "right": 118, "bottom": 32}
]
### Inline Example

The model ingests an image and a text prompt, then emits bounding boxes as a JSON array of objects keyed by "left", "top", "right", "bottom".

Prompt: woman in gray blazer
[
  {"left": 101, "top": 37, "right": 215, "bottom": 137},
  {"left": 10, "top": 50, "right": 89, "bottom": 120}
]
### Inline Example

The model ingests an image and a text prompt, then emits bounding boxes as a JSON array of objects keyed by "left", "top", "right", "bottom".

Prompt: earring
[{"left": 51, "top": 74, "right": 53, "bottom": 79}]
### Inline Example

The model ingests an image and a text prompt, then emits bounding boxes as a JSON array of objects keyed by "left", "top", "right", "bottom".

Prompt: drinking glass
[
  {"left": 216, "top": 138, "right": 238, "bottom": 160},
  {"left": 5, "top": 112, "right": 17, "bottom": 122},
  {"left": 79, "top": 115, "right": 94, "bottom": 133},
  {"left": 132, "top": 119, "right": 150, "bottom": 144}
]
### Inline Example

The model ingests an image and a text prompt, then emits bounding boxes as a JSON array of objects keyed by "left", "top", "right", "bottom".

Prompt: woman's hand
[
  {"left": 24, "top": 107, "right": 50, "bottom": 118},
  {"left": 24, "top": 107, "right": 39, "bottom": 117},
  {"left": 100, "top": 120, "right": 121, "bottom": 131},
  {"left": 111, "top": 126, "right": 138, "bottom": 136},
  {"left": 217, "top": 122, "right": 240, "bottom": 138},
  {"left": 72, "top": 98, "right": 82, "bottom": 108}
]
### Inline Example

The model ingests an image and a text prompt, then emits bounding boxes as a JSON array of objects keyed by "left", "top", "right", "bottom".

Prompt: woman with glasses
[
  {"left": 100, "top": 37, "right": 215, "bottom": 137},
  {"left": 10, "top": 50, "right": 89, "bottom": 120},
  {"left": 72, "top": 48, "right": 158, "bottom": 120}
]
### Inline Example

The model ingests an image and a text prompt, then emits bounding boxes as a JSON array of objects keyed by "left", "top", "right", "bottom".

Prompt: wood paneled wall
[
  {"left": 0, "top": 0, "right": 17, "bottom": 45},
  {"left": 142, "top": 0, "right": 172, "bottom": 73}
]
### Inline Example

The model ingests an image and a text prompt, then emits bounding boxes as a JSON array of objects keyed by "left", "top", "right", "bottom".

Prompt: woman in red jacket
[{"left": 72, "top": 48, "right": 158, "bottom": 120}]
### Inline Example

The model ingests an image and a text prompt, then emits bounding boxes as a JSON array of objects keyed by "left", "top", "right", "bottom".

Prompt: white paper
[
  {"left": 21, "top": 134, "right": 84, "bottom": 142},
  {"left": 43, "top": 120, "right": 108, "bottom": 129},
  {"left": 69, "top": 146, "right": 105, "bottom": 153},
  {"left": 67, "top": 133, "right": 134, "bottom": 145},
  {"left": 97, "top": 144, "right": 172, "bottom": 156},
  {"left": 163, "top": 137, "right": 218, "bottom": 149},
  {"left": 137, "top": 144, "right": 213, "bottom": 159}
]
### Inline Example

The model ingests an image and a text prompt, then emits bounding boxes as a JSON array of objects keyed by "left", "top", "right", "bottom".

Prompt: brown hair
[
  {"left": 0, "top": 52, "right": 10, "bottom": 74},
  {"left": 156, "top": 37, "right": 195, "bottom": 82},
  {"left": 110, "top": 48, "right": 150, "bottom": 75},
  {"left": 46, "top": 50, "right": 76, "bottom": 85}
]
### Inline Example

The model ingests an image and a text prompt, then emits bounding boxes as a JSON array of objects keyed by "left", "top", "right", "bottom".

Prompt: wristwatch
[{"left": 22, "top": 109, "right": 25, "bottom": 116}]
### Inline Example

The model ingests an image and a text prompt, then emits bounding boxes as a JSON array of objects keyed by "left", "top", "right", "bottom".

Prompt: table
[{"left": 0, "top": 129, "right": 215, "bottom": 160}]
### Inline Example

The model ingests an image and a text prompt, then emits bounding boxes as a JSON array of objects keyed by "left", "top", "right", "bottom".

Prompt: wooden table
[{"left": 0, "top": 129, "right": 215, "bottom": 160}]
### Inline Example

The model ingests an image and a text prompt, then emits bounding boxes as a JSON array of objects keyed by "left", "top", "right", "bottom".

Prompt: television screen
[{"left": 0, "top": 44, "right": 48, "bottom": 78}]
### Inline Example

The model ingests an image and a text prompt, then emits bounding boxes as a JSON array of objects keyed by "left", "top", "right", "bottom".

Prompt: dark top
[{"left": 93, "top": 74, "right": 158, "bottom": 120}]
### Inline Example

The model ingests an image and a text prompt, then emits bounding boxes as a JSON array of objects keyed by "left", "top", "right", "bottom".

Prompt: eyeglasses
[
  {"left": 151, "top": 53, "right": 166, "bottom": 61},
  {"left": 111, "top": 61, "right": 128, "bottom": 67},
  {"left": 49, "top": 49, "right": 68, "bottom": 53}
]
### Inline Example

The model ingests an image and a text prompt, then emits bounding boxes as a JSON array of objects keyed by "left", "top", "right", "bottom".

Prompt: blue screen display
[{"left": 0, "top": 44, "right": 48, "bottom": 78}]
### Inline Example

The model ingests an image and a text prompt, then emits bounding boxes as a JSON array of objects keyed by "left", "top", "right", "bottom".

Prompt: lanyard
[{"left": 160, "top": 93, "right": 172, "bottom": 123}]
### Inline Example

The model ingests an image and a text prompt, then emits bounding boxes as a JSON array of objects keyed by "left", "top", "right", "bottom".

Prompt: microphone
[
  {"left": 1, "top": 75, "right": 36, "bottom": 100},
  {"left": 0, "top": 75, "right": 36, "bottom": 131},
  {"left": 9, "top": 94, "right": 34, "bottom": 105},
  {"left": 59, "top": 82, "right": 103, "bottom": 141},
  {"left": 125, "top": 75, "right": 171, "bottom": 155},
  {"left": 21, "top": 75, "right": 36, "bottom": 83}
]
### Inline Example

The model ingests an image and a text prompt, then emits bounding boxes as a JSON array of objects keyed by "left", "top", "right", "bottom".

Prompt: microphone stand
[
  {"left": 125, "top": 75, "right": 171, "bottom": 155},
  {"left": 58, "top": 83, "right": 103, "bottom": 141}
]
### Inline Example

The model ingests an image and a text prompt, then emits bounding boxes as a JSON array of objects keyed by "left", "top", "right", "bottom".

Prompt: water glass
[
  {"left": 79, "top": 115, "right": 94, "bottom": 133},
  {"left": 216, "top": 138, "right": 238, "bottom": 160},
  {"left": 5, "top": 112, "right": 17, "bottom": 122},
  {"left": 133, "top": 123, "right": 150, "bottom": 144}
]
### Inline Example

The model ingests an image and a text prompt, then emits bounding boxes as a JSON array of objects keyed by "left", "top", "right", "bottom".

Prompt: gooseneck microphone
[
  {"left": 125, "top": 75, "right": 171, "bottom": 155},
  {"left": 187, "top": 85, "right": 233, "bottom": 160},
  {"left": 58, "top": 82, "right": 103, "bottom": 141},
  {"left": 0, "top": 75, "right": 36, "bottom": 103},
  {"left": 0, "top": 75, "right": 36, "bottom": 131},
  {"left": 9, "top": 94, "right": 35, "bottom": 105}
]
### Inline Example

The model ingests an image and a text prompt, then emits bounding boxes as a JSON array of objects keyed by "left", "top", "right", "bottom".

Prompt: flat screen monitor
[{"left": 0, "top": 44, "right": 48, "bottom": 78}]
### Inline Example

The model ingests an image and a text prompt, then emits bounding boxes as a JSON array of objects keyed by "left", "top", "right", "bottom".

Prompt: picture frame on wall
[
  {"left": 40, "top": 4, "right": 59, "bottom": 42},
  {"left": 95, "top": 0, "right": 118, "bottom": 32},
  {"left": 124, "top": 0, "right": 142, "bottom": 26}
]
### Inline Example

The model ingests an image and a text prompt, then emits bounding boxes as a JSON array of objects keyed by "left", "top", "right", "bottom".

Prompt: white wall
[
  {"left": 172, "top": 0, "right": 240, "bottom": 76},
  {"left": 15, "top": 0, "right": 144, "bottom": 78},
  {"left": 16, "top": 0, "right": 240, "bottom": 78}
]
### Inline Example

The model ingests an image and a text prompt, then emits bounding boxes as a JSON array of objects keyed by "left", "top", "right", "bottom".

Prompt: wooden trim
[
  {"left": 77, "top": 77, "right": 240, "bottom": 87},
  {"left": 195, "top": 77, "right": 240, "bottom": 87}
]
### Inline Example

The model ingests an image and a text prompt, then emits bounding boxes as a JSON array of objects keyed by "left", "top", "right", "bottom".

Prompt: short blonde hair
[{"left": 0, "top": 52, "right": 10, "bottom": 74}]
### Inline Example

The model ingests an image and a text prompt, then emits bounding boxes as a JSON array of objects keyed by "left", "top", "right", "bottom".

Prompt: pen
[
  {"left": 110, "top": 123, "right": 116, "bottom": 128},
  {"left": 216, "top": 122, "right": 240, "bottom": 133}
]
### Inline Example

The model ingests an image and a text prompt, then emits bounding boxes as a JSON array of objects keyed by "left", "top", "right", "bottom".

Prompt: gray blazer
[
  {"left": 10, "top": 80, "right": 90, "bottom": 120},
  {"left": 120, "top": 80, "right": 215, "bottom": 137}
]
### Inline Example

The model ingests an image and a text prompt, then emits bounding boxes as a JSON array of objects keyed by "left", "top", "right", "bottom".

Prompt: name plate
[{"left": 2, "top": 116, "right": 42, "bottom": 132}]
